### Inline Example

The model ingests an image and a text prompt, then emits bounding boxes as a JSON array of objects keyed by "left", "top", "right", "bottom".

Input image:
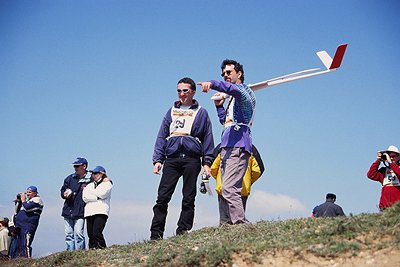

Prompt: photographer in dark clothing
[
  {"left": 15, "top": 186, "right": 44, "bottom": 258},
  {"left": 312, "top": 193, "right": 345, "bottom": 218}
]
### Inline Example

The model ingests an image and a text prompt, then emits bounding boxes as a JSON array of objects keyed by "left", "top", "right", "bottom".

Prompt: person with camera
[
  {"left": 367, "top": 145, "right": 400, "bottom": 210},
  {"left": 7, "top": 195, "right": 23, "bottom": 259},
  {"left": 14, "top": 186, "right": 44, "bottom": 258},
  {"left": 82, "top": 166, "right": 113, "bottom": 249},
  {"left": 150, "top": 77, "right": 214, "bottom": 240},
  {"left": 60, "top": 157, "right": 92, "bottom": 251}
]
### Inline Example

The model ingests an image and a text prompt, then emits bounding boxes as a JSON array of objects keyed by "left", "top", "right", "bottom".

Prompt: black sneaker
[
  {"left": 150, "top": 234, "right": 163, "bottom": 241},
  {"left": 176, "top": 230, "right": 189, "bottom": 236}
]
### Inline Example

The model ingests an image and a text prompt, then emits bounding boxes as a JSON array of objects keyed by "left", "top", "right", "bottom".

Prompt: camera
[
  {"left": 380, "top": 152, "right": 388, "bottom": 161},
  {"left": 199, "top": 182, "right": 207, "bottom": 194},
  {"left": 199, "top": 173, "right": 210, "bottom": 194},
  {"left": 16, "top": 194, "right": 21, "bottom": 200}
]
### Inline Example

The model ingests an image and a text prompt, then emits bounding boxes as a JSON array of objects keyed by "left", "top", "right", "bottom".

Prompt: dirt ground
[{"left": 231, "top": 248, "right": 399, "bottom": 267}]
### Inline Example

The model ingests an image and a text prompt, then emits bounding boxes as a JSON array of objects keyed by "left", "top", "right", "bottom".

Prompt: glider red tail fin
[{"left": 329, "top": 44, "right": 348, "bottom": 69}]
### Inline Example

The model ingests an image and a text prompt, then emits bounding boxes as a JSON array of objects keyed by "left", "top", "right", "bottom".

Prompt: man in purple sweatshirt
[
  {"left": 150, "top": 77, "right": 214, "bottom": 240},
  {"left": 198, "top": 59, "right": 256, "bottom": 224}
]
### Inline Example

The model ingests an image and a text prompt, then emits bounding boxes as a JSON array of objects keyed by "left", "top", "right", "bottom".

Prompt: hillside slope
[{"left": 4, "top": 203, "right": 400, "bottom": 266}]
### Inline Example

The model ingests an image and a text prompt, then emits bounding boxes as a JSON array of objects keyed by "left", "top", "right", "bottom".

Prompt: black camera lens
[
  {"left": 199, "top": 182, "right": 207, "bottom": 194},
  {"left": 16, "top": 194, "right": 21, "bottom": 200},
  {"left": 381, "top": 154, "right": 387, "bottom": 161}
]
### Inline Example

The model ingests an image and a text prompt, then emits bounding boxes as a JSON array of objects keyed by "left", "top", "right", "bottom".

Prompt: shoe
[
  {"left": 219, "top": 220, "right": 233, "bottom": 226},
  {"left": 176, "top": 230, "right": 189, "bottom": 236},
  {"left": 150, "top": 234, "right": 163, "bottom": 241}
]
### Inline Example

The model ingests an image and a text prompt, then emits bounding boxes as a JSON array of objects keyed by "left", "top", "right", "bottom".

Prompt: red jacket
[{"left": 367, "top": 160, "right": 400, "bottom": 209}]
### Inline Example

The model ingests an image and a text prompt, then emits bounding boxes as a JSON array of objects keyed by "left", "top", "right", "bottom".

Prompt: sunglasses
[
  {"left": 177, "top": 88, "right": 191, "bottom": 93},
  {"left": 221, "top": 70, "right": 233, "bottom": 77}
]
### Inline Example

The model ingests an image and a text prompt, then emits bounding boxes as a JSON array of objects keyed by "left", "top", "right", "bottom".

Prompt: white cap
[{"left": 385, "top": 145, "right": 400, "bottom": 154}]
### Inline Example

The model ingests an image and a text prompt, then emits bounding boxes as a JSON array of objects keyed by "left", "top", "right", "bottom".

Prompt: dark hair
[
  {"left": 177, "top": 77, "right": 196, "bottom": 91},
  {"left": 221, "top": 59, "right": 245, "bottom": 83},
  {"left": 326, "top": 193, "right": 336, "bottom": 200}
]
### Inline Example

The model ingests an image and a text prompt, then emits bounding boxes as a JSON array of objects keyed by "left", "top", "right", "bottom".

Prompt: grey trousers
[
  {"left": 220, "top": 147, "right": 250, "bottom": 224},
  {"left": 218, "top": 195, "right": 248, "bottom": 225}
]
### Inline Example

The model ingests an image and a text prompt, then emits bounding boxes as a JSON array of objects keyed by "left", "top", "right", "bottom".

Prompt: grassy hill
[{"left": 4, "top": 203, "right": 400, "bottom": 266}]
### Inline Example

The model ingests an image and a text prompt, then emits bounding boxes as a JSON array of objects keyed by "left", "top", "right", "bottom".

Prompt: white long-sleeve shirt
[{"left": 82, "top": 180, "right": 113, "bottom": 217}]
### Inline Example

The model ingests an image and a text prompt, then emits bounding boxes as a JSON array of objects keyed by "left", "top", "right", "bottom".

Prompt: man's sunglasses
[
  {"left": 177, "top": 88, "right": 191, "bottom": 93},
  {"left": 221, "top": 70, "right": 233, "bottom": 77}
]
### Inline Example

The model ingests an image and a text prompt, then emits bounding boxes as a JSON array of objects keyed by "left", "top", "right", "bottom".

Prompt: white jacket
[
  {"left": 0, "top": 226, "right": 10, "bottom": 256},
  {"left": 82, "top": 180, "right": 113, "bottom": 217}
]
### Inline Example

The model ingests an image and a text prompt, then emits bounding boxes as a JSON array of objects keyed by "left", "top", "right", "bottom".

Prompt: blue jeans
[
  {"left": 64, "top": 218, "right": 85, "bottom": 250},
  {"left": 8, "top": 235, "right": 19, "bottom": 258}
]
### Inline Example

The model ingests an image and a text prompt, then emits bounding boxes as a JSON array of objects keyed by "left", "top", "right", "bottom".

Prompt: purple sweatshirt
[
  {"left": 152, "top": 100, "right": 214, "bottom": 166},
  {"left": 210, "top": 80, "right": 256, "bottom": 154}
]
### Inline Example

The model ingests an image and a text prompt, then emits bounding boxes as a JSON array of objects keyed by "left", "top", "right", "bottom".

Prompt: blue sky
[{"left": 1, "top": 0, "right": 399, "bottom": 257}]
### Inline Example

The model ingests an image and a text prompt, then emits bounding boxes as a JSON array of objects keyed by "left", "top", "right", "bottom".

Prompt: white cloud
[{"left": 246, "top": 190, "right": 309, "bottom": 220}]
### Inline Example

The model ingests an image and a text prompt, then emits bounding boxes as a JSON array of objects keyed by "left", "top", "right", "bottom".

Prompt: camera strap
[{"left": 383, "top": 161, "right": 390, "bottom": 167}]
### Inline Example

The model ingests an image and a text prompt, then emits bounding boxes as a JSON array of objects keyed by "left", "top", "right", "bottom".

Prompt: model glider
[{"left": 211, "top": 43, "right": 348, "bottom": 100}]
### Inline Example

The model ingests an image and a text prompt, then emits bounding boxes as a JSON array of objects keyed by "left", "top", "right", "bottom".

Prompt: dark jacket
[
  {"left": 152, "top": 100, "right": 214, "bottom": 166},
  {"left": 60, "top": 173, "right": 91, "bottom": 219},
  {"left": 312, "top": 200, "right": 345, "bottom": 217},
  {"left": 15, "top": 196, "right": 43, "bottom": 233}
]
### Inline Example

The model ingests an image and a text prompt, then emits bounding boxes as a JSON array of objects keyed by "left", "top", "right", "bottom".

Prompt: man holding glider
[{"left": 198, "top": 59, "right": 256, "bottom": 224}]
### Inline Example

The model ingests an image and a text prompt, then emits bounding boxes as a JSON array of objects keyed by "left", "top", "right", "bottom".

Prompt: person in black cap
[
  {"left": 312, "top": 193, "right": 345, "bottom": 218},
  {"left": 60, "top": 157, "right": 91, "bottom": 251},
  {"left": 14, "top": 186, "right": 44, "bottom": 258}
]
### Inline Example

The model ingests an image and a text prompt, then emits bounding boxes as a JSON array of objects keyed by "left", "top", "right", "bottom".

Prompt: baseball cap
[
  {"left": 27, "top": 185, "right": 38, "bottom": 193},
  {"left": 89, "top": 166, "right": 107, "bottom": 177},
  {"left": 72, "top": 157, "right": 88, "bottom": 166}
]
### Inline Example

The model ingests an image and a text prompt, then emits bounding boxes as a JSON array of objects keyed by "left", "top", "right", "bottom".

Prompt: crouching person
[{"left": 83, "top": 166, "right": 113, "bottom": 249}]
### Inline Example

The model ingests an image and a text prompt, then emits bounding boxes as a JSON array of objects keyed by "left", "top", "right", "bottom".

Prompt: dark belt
[{"left": 168, "top": 152, "right": 198, "bottom": 159}]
